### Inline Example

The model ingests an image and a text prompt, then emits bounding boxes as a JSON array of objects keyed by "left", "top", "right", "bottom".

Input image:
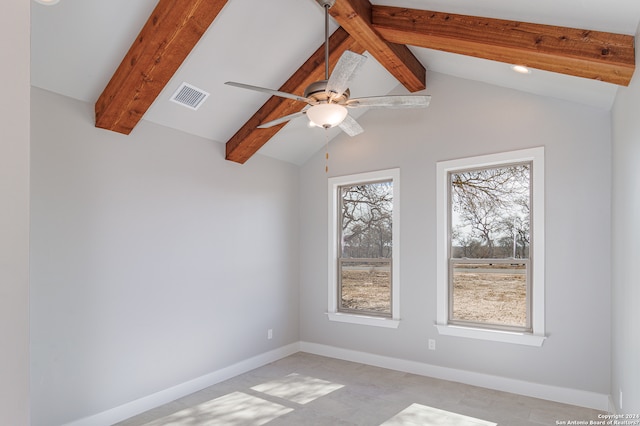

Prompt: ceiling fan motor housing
[{"left": 304, "top": 80, "right": 350, "bottom": 104}]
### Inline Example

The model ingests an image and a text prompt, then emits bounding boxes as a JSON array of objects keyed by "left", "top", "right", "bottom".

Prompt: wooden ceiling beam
[
  {"left": 372, "top": 5, "right": 635, "bottom": 86},
  {"left": 328, "top": 0, "right": 426, "bottom": 93},
  {"left": 95, "top": 0, "right": 635, "bottom": 166},
  {"left": 225, "top": 28, "right": 364, "bottom": 164},
  {"left": 95, "top": 0, "right": 230, "bottom": 134}
]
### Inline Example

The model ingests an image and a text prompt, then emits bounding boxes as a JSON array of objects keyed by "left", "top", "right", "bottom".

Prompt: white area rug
[{"left": 381, "top": 403, "right": 497, "bottom": 426}]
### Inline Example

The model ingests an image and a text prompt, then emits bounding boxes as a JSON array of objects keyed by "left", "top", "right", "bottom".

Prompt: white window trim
[
  {"left": 436, "top": 147, "right": 546, "bottom": 346},
  {"left": 327, "top": 168, "right": 400, "bottom": 328}
]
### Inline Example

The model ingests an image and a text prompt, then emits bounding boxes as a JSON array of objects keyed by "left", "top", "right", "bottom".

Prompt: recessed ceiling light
[
  {"left": 34, "top": 0, "right": 60, "bottom": 4},
  {"left": 511, "top": 65, "right": 531, "bottom": 74}
]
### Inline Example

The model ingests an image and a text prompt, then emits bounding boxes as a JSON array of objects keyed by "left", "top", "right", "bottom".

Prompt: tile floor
[{"left": 115, "top": 352, "right": 606, "bottom": 426}]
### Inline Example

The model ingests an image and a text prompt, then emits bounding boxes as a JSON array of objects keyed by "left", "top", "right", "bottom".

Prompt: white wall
[
  {"left": 30, "top": 88, "right": 300, "bottom": 425},
  {"left": 300, "top": 72, "right": 612, "bottom": 396},
  {"left": 610, "top": 23, "right": 640, "bottom": 414},
  {"left": 0, "top": 1, "right": 30, "bottom": 425}
]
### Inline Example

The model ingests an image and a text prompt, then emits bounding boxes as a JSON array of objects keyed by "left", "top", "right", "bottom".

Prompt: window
[
  {"left": 328, "top": 169, "right": 400, "bottom": 328},
  {"left": 436, "top": 148, "right": 545, "bottom": 346}
]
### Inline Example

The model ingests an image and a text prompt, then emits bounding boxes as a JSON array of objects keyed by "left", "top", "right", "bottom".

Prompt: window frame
[
  {"left": 327, "top": 168, "right": 400, "bottom": 328},
  {"left": 436, "top": 148, "right": 546, "bottom": 346}
]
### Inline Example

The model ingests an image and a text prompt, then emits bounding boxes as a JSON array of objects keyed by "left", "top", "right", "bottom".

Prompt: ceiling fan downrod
[{"left": 316, "top": 0, "right": 336, "bottom": 80}]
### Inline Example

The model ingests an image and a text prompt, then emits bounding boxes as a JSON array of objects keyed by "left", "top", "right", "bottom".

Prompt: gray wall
[
  {"left": 611, "top": 23, "right": 640, "bottom": 414},
  {"left": 0, "top": 1, "right": 30, "bottom": 425},
  {"left": 28, "top": 68, "right": 628, "bottom": 423},
  {"left": 30, "top": 88, "right": 300, "bottom": 425},
  {"left": 299, "top": 72, "right": 612, "bottom": 394}
]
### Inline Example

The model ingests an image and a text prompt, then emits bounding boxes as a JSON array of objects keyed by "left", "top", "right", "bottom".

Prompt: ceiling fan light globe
[{"left": 306, "top": 104, "right": 348, "bottom": 129}]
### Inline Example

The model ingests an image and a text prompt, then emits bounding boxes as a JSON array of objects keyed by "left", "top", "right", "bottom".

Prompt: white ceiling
[{"left": 31, "top": 0, "right": 640, "bottom": 165}]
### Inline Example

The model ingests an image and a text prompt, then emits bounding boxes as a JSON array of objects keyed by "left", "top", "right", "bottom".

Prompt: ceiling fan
[{"left": 225, "top": 0, "right": 431, "bottom": 136}]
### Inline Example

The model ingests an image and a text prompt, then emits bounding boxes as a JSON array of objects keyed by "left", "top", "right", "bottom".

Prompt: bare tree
[
  {"left": 450, "top": 164, "right": 530, "bottom": 259},
  {"left": 341, "top": 181, "right": 392, "bottom": 259}
]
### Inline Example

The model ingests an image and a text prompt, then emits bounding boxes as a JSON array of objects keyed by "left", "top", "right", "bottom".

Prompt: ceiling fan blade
[
  {"left": 338, "top": 114, "right": 364, "bottom": 137},
  {"left": 346, "top": 95, "right": 431, "bottom": 109},
  {"left": 225, "top": 81, "right": 311, "bottom": 104},
  {"left": 326, "top": 51, "right": 367, "bottom": 99},
  {"left": 257, "top": 110, "right": 307, "bottom": 128}
]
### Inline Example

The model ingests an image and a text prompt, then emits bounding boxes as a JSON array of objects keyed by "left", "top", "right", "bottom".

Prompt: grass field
[
  {"left": 340, "top": 269, "right": 391, "bottom": 314},
  {"left": 452, "top": 267, "right": 526, "bottom": 327},
  {"left": 341, "top": 266, "right": 526, "bottom": 326}
]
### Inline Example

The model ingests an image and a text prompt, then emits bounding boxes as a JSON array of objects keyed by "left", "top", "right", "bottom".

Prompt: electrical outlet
[
  {"left": 267, "top": 329, "right": 273, "bottom": 340},
  {"left": 428, "top": 339, "right": 436, "bottom": 351}
]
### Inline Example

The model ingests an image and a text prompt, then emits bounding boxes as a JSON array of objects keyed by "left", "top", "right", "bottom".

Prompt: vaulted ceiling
[{"left": 31, "top": 0, "right": 639, "bottom": 165}]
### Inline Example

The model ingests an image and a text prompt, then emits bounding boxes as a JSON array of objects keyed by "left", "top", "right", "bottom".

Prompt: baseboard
[
  {"left": 63, "top": 342, "right": 300, "bottom": 426},
  {"left": 299, "top": 341, "right": 610, "bottom": 412}
]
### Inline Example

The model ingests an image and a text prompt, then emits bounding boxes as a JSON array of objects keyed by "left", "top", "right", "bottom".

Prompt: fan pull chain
[{"left": 325, "top": 127, "right": 329, "bottom": 173}]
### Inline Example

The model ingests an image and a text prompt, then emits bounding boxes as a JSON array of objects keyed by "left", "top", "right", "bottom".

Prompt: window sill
[
  {"left": 435, "top": 324, "right": 546, "bottom": 347},
  {"left": 327, "top": 312, "right": 400, "bottom": 328}
]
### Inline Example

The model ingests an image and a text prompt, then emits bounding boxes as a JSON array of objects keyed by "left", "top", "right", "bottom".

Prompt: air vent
[{"left": 170, "top": 82, "right": 210, "bottom": 110}]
